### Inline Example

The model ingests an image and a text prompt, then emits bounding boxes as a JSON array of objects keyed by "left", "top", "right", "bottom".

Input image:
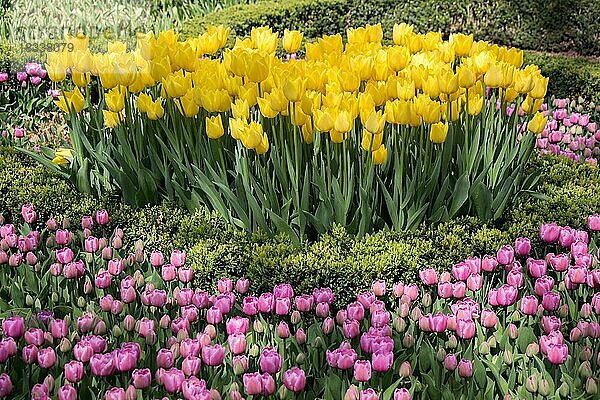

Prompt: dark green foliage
[
  {"left": 2, "top": 147, "right": 600, "bottom": 303},
  {"left": 523, "top": 52, "right": 600, "bottom": 104},
  {"left": 183, "top": 0, "right": 600, "bottom": 56}
]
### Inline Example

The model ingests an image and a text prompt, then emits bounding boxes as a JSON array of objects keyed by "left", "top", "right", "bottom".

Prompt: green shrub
[
  {"left": 183, "top": 0, "right": 600, "bottom": 56},
  {"left": 3, "top": 147, "right": 600, "bottom": 303},
  {"left": 524, "top": 52, "right": 600, "bottom": 104}
]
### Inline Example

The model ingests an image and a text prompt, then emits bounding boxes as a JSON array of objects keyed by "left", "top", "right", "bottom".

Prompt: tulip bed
[{"left": 1, "top": 204, "right": 600, "bottom": 399}]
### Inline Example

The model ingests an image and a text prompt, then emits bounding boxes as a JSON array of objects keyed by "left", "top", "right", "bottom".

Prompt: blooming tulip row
[
  {"left": 27, "top": 24, "right": 548, "bottom": 238},
  {"left": 534, "top": 98, "right": 600, "bottom": 165},
  {"left": 1, "top": 203, "right": 600, "bottom": 399}
]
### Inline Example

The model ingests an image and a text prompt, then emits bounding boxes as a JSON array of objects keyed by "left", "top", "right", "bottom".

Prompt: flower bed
[{"left": 1, "top": 204, "right": 600, "bottom": 398}]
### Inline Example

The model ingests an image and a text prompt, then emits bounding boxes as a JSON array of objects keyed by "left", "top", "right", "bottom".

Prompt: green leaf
[{"left": 449, "top": 173, "right": 470, "bottom": 217}]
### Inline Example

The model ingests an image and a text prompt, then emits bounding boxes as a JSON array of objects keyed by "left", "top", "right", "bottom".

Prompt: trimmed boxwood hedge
[
  {"left": 181, "top": 0, "right": 600, "bottom": 102},
  {"left": 183, "top": 0, "right": 600, "bottom": 56},
  {"left": 2, "top": 147, "right": 599, "bottom": 303}
]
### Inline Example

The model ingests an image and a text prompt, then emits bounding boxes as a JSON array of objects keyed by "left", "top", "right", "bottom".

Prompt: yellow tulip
[
  {"left": 437, "top": 70, "right": 458, "bottom": 95},
  {"left": 457, "top": 65, "right": 475, "bottom": 88},
  {"left": 46, "top": 53, "right": 67, "bottom": 82},
  {"left": 393, "top": 23, "right": 414, "bottom": 46},
  {"left": 149, "top": 56, "right": 171, "bottom": 82},
  {"left": 55, "top": 148, "right": 73, "bottom": 158},
  {"left": 364, "top": 110, "right": 386, "bottom": 134},
  {"left": 245, "top": 52, "right": 270, "bottom": 83},
  {"left": 314, "top": 108, "right": 335, "bottom": 132},
  {"left": 206, "top": 115, "right": 224, "bottom": 139},
  {"left": 329, "top": 130, "right": 346, "bottom": 143},
  {"left": 241, "top": 121, "right": 263, "bottom": 149},
  {"left": 71, "top": 69, "right": 91, "bottom": 87},
  {"left": 503, "top": 87, "right": 519, "bottom": 103},
  {"left": 136, "top": 32, "right": 156, "bottom": 60},
  {"left": 387, "top": 46, "right": 410, "bottom": 71},
  {"left": 103, "top": 109, "right": 122, "bottom": 128},
  {"left": 484, "top": 63, "right": 503, "bottom": 88},
  {"left": 163, "top": 72, "right": 190, "bottom": 98},
  {"left": 361, "top": 130, "right": 383, "bottom": 151},
  {"left": 137, "top": 93, "right": 152, "bottom": 113},
  {"left": 257, "top": 96, "right": 279, "bottom": 118},
  {"left": 105, "top": 87, "right": 125, "bottom": 113},
  {"left": 283, "top": 76, "right": 305, "bottom": 102},
  {"left": 231, "top": 99, "right": 250, "bottom": 120},
  {"left": 147, "top": 99, "right": 164, "bottom": 120},
  {"left": 527, "top": 112, "right": 547, "bottom": 134},
  {"left": 467, "top": 94, "right": 483, "bottom": 116},
  {"left": 430, "top": 121, "right": 449, "bottom": 143},
  {"left": 521, "top": 95, "right": 543, "bottom": 114},
  {"left": 255, "top": 133, "right": 270, "bottom": 155},
  {"left": 239, "top": 83, "right": 259, "bottom": 107},
  {"left": 251, "top": 26, "right": 278, "bottom": 54},
  {"left": 229, "top": 118, "right": 247, "bottom": 140},
  {"left": 301, "top": 122, "right": 314, "bottom": 143},
  {"left": 74, "top": 49, "right": 94, "bottom": 72},
  {"left": 283, "top": 30, "right": 303, "bottom": 54},
  {"left": 55, "top": 88, "right": 85, "bottom": 114},
  {"left": 529, "top": 75, "right": 549, "bottom": 99},
  {"left": 107, "top": 41, "right": 127, "bottom": 54},
  {"left": 177, "top": 91, "right": 199, "bottom": 117},
  {"left": 514, "top": 71, "right": 534, "bottom": 93},
  {"left": 372, "top": 144, "right": 387, "bottom": 165},
  {"left": 65, "top": 32, "right": 89, "bottom": 53},
  {"left": 450, "top": 33, "right": 473, "bottom": 57},
  {"left": 301, "top": 91, "right": 321, "bottom": 115},
  {"left": 113, "top": 57, "right": 137, "bottom": 87},
  {"left": 334, "top": 110, "right": 353, "bottom": 133},
  {"left": 419, "top": 99, "right": 442, "bottom": 125}
]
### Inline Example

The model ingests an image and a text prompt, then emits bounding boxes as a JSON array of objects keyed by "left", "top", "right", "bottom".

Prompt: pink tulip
[
  {"left": 259, "top": 347, "right": 282, "bottom": 373},
  {"left": 372, "top": 350, "right": 393, "bottom": 372},
  {"left": 393, "top": 388, "right": 411, "bottom": 400},
  {"left": 95, "top": 210, "right": 109, "bottom": 225},
  {"left": 170, "top": 250, "right": 186, "bottom": 267},
  {"left": 90, "top": 353, "right": 115, "bottom": 376},
  {"left": 527, "top": 258, "right": 547, "bottom": 278},
  {"left": 150, "top": 251, "right": 164, "bottom": 267},
  {"left": 283, "top": 367, "right": 306, "bottom": 392},
  {"left": 242, "top": 296, "right": 259, "bottom": 315},
  {"left": 452, "top": 262, "right": 470, "bottom": 281},
  {"left": 542, "top": 316, "right": 562, "bottom": 334},
  {"left": 456, "top": 318, "right": 475, "bottom": 340},
  {"left": 540, "top": 223, "right": 560, "bottom": 243},
  {"left": 162, "top": 368, "right": 185, "bottom": 393},
  {"left": 371, "top": 280, "right": 386, "bottom": 296},
  {"left": 360, "top": 388, "right": 378, "bottom": 400},
  {"left": 443, "top": 353, "right": 458, "bottom": 370},
  {"left": 131, "top": 368, "right": 151, "bottom": 389},
  {"left": 496, "top": 245, "right": 514, "bottom": 265},
  {"left": 0, "top": 374, "right": 11, "bottom": 398},
  {"left": 542, "top": 291, "right": 561, "bottom": 311},
  {"left": 64, "top": 360, "right": 84, "bottom": 383},
  {"left": 353, "top": 360, "right": 371, "bottom": 382},
  {"left": 182, "top": 356, "right": 202, "bottom": 376},
  {"left": 428, "top": 313, "right": 448, "bottom": 333},
  {"left": 58, "top": 384, "right": 77, "bottom": 400},
  {"left": 202, "top": 344, "right": 225, "bottom": 366},
  {"left": 22, "top": 344, "right": 38, "bottom": 364},
  {"left": 2, "top": 315, "right": 24, "bottom": 338},
  {"left": 37, "top": 347, "right": 56, "bottom": 369},
  {"left": 546, "top": 343, "right": 568, "bottom": 364},
  {"left": 480, "top": 309, "right": 498, "bottom": 329},
  {"left": 514, "top": 237, "right": 531, "bottom": 256},
  {"left": 235, "top": 278, "right": 250, "bottom": 293},
  {"left": 419, "top": 268, "right": 438, "bottom": 285},
  {"left": 458, "top": 359, "right": 473, "bottom": 377}
]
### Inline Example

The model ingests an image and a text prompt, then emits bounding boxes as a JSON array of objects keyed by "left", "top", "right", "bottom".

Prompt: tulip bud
[
  {"left": 410, "top": 306, "right": 422, "bottom": 321},
  {"left": 145, "top": 330, "right": 157, "bottom": 345},
  {"left": 26, "top": 294, "right": 34, "bottom": 306},
  {"left": 77, "top": 297, "right": 86, "bottom": 308},
  {"left": 580, "top": 361, "right": 593, "bottom": 378},
  {"left": 503, "top": 349, "right": 513, "bottom": 365},
  {"left": 44, "top": 374, "right": 55, "bottom": 392},
  {"left": 253, "top": 319, "right": 264, "bottom": 333},
  {"left": 313, "top": 336, "right": 324, "bottom": 348},
  {"left": 487, "top": 335, "right": 497, "bottom": 349},
  {"left": 559, "top": 382, "right": 570, "bottom": 397},
  {"left": 278, "top": 385, "right": 287, "bottom": 400},
  {"left": 112, "top": 325, "right": 122, "bottom": 337},
  {"left": 204, "top": 324, "right": 216, "bottom": 339},
  {"left": 296, "top": 353, "right": 305, "bottom": 364},
  {"left": 478, "top": 342, "right": 490, "bottom": 355},
  {"left": 166, "top": 336, "right": 177, "bottom": 348},
  {"left": 422, "top": 293, "right": 432, "bottom": 307},
  {"left": 291, "top": 310, "right": 301, "bottom": 325},
  {"left": 510, "top": 310, "right": 520, "bottom": 323},
  {"left": 526, "top": 343, "right": 539, "bottom": 357},
  {"left": 344, "top": 385, "right": 359, "bottom": 400},
  {"left": 94, "top": 320, "right": 106, "bottom": 335},
  {"left": 59, "top": 338, "right": 71, "bottom": 353},
  {"left": 581, "top": 346, "right": 593, "bottom": 361},
  {"left": 295, "top": 328, "right": 306, "bottom": 345},
  {"left": 112, "top": 236, "right": 123, "bottom": 249},
  {"left": 587, "top": 377, "right": 598, "bottom": 395},
  {"left": 558, "top": 304, "right": 568, "bottom": 318},
  {"left": 84, "top": 280, "right": 93, "bottom": 295},
  {"left": 123, "top": 315, "right": 135, "bottom": 332},
  {"left": 394, "top": 317, "right": 406, "bottom": 333},
  {"left": 505, "top": 323, "right": 517, "bottom": 340},
  {"left": 322, "top": 317, "right": 334, "bottom": 334},
  {"left": 125, "top": 385, "right": 136, "bottom": 400},
  {"left": 447, "top": 334, "right": 458, "bottom": 349},
  {"left": 399, "top": 361, "right": 412, "bottom": 378},
  {"left": 52, "top": 292, "right": 59, "bottom": 303},
  {"left": 177, "top": 329, "right": 188, "bottom": 342},
  {"left": 102, "top": 246, "right": 113, "bottom": 260},
  {"left": 249, "top": 344, "right": 260, "bottom": 357},
  {"left": 160, "top": 315, "right": 171, "bottom": 329},
  {"left": 538, "top": 379, "right": 550, "bottom": 396},
  {"left": 581, "top": 303, "right": 592, "bottom": 318},
  {"left": 525, "top": 375, "right": 538, "bottom": 393},
  {"left": 46, "top": 236, "right": 57, "bottom": 248},
  {"left": 402, "top": 333, "right": 414, "bottom": 348},
  {"left": 437, "top": 348, "right": 447, "bottom": 362}
]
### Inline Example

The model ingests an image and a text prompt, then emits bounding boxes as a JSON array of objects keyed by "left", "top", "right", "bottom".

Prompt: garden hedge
[
  {"left": 1, "top": 147, "right": 598, "bottom": 304},
  {"left": 181, "top": 0, "right": 600, "bottom": 102},
  {"left": 183, "top": 0, "right": 600, "bottom": 56}
]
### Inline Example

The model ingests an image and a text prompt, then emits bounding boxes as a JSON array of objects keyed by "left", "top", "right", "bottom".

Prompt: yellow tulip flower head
[
  {"left": 372, "top": 144, "right": 388, "bottom": 165},
  {"left": 283, "top": 30, "right": 303, "bottom": 54},
  {"left": 527, "top": 112, "right": 547, "bottom": 134},
  {"left": 103, "top": 109, "right": 122, "bottom": 128},
  {"left": 206, "top": 115, "right": 225, "bottom": 139},
  {"left": 430, "top": 121, "right": 449, "bottom": 144},
  {"left": 147, "top": 99, "right": 164, "bottom": 120},
  {"left": 55, "top": 88, "right": 85, "bottom": 114},
  {"left": 105, "top": 87, "right": 126, "bottom": 113},
  {"left": 361, "top": 130, "right": 383, "bottom": 151},
  {"left": 364, "top": 110, "right": 386, "bottom": 134},
  {"left": 393, "top": 23, "right": 414, "bottom": 46},
  {"left": 450, "top": 33, "right": 473, "bottom": 57}
]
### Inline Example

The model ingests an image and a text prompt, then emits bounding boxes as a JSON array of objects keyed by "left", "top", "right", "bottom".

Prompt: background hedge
[
  {"left": 182, "top": 0, "right": 600, "bottom": 102},
  {"left": 2, "top": 147, "right": 598, "bottom": 304}
]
